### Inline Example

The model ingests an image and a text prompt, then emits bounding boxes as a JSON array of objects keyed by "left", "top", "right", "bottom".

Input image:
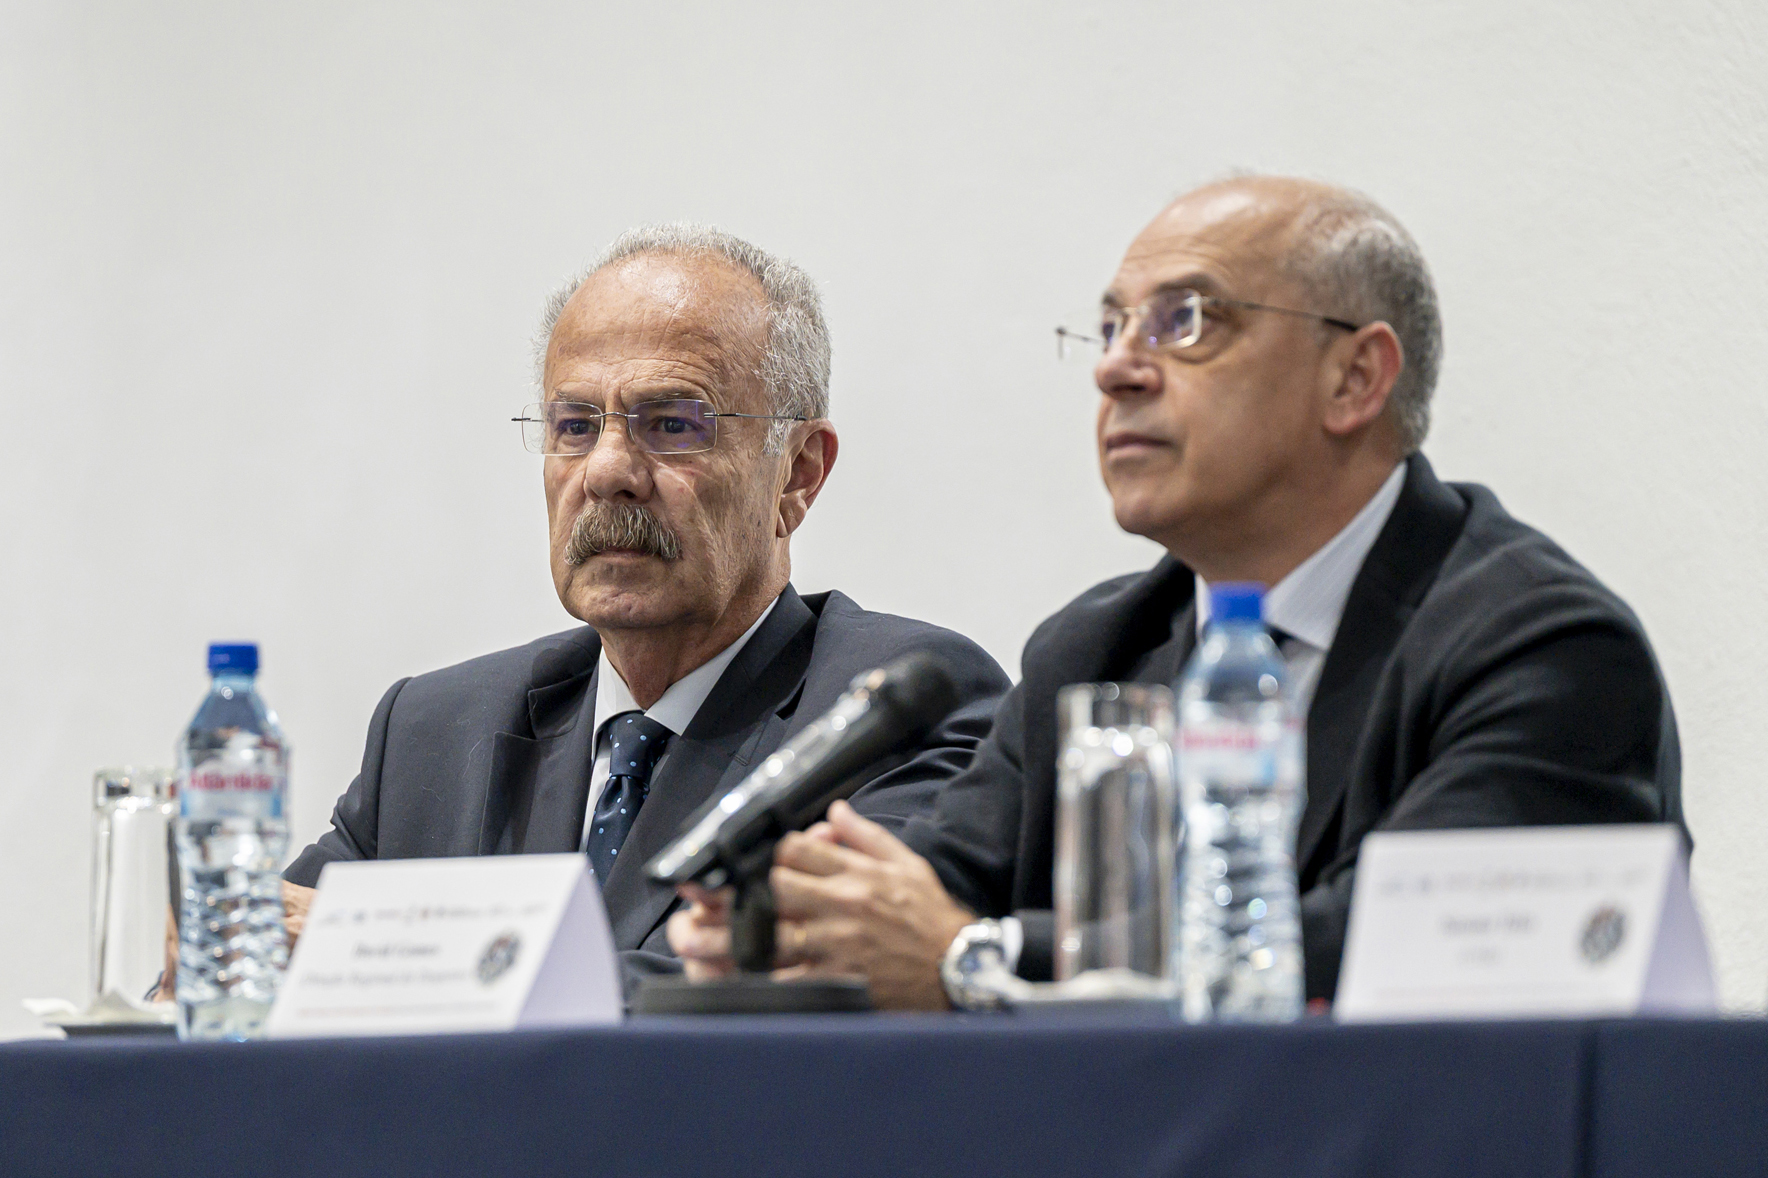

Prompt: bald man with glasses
[
  {"left": 275, "top": 226, "right": 1009, "bottom": 989},
  {"left": 668, "top": 176, "right": 1683, "bottom": 1009}
]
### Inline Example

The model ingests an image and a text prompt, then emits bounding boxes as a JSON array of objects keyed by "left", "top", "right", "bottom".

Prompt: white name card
[
  {"left": 1335, "top": 825, "right": 1716, "bottom": 1022},
  {"left": 265, "top": 854, "right": 621, "bottom": 1038}
]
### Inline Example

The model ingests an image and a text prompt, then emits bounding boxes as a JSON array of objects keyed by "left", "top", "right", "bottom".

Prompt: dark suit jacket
[
  {"left": 903, "top": 454, "right": 1683, "bottom": 999},
  {"left": 287, "top": 586, "right": 1010, "bottom": 976}
]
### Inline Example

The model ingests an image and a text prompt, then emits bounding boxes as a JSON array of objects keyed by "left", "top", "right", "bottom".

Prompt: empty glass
[
  {"left": 1053, "top": 684, "right": 1179, "bottom": 982},
  {"left": 92, "top": 766, "right": 175, "bottom": 1006}
]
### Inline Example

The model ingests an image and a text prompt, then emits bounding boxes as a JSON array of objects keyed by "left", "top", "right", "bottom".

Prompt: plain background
[{"left": 2, "top": 1, "right": 1764, "bottom": 1035}]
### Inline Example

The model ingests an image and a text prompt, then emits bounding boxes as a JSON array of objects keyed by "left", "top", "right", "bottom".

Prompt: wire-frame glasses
[
  {"left": 513, "top": 399, "right": 807, "bottom": 456},
  {"left": 1056, "top": 288, "right": 1363, "bottom": 360}
]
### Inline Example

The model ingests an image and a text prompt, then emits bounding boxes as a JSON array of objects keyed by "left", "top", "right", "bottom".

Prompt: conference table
[{"left": 2, "top": 1010, "right": 1764, "bottom": 1177}]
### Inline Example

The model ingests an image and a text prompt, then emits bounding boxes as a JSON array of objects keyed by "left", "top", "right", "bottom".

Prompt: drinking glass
[
  {"left": 91, "top": 766, "right": 175, "bottom": 1006},
  {"left": 1053, "top": 684, "right": 1178, "bottom": 982}
]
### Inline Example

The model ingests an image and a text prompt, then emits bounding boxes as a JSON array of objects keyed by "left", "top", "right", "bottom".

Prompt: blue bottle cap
[
  {"left": 207, "top": 643, "right": 259, "bottom": 675},
  {"left": 1208, "top": 583, "right": 1265, "bottom": 624}
]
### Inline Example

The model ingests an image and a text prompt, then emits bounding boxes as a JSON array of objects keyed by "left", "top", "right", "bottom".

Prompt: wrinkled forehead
[
  {"left": 544, "top": 253, "right": 769, "bottom": 394},
  {"left": 1108, "top": 184, "right": 1306, "bottom": 305}
]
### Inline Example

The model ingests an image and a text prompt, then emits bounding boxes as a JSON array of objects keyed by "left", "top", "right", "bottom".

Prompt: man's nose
[
  {"left": 1095, "top": 333, "right": 1162, "bottom": 402},
  {"left": 577, "top": 417, "right": 654, "bottom": 500}
]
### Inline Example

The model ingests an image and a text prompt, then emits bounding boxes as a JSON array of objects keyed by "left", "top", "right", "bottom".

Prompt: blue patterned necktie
[{"left": 584, "top": 712, "right": 672, "bottom": 877}]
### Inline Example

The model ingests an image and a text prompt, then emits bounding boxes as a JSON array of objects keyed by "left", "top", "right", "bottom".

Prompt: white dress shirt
[
  {"left": 1194, "top": 462, "right": 1406, "bottom": 718},
  {"left": 579, "top": 596, "right": 780, "bottom": 851}
]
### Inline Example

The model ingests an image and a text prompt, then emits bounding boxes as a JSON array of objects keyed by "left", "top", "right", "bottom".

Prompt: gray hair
[
  {"left": 1283, "top": 188, "right": 1442, "bottom": 453},
  {"left": 535, "top": 224, "right": 831, "bottom": 454}
]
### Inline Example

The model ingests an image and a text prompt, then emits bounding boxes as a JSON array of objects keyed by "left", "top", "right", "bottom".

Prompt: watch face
[{"left": 943, "top": 921, "right": 1011, "bottom": 1011}]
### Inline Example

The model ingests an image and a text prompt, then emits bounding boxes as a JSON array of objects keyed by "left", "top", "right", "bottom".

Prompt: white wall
[{"left": 2, "top": 1, "right": 1764, "bottom": 1034}]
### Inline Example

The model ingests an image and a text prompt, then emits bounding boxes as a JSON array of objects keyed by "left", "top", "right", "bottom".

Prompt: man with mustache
[
  {"left": 278, "top": 225, "right": 1010, "bottom": 985},
  {"left": 668, "top": 176, "right": 1683, "bottom": 1008}
]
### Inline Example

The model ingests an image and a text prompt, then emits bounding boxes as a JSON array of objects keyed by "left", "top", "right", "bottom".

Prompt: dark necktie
[{"left": 584, "top": 712, "right": 671, "bottom": 877}]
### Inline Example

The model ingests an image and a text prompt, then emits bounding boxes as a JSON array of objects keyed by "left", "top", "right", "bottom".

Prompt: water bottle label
[
  {"left": 187, "top": 769, "right": 280, "bottom": 793},
  {"left": 180, "top": 765, "right": 286, "bottom": 820},
  {"left": 1177, "top": 716, "right": 1302, "bottom": 790}
]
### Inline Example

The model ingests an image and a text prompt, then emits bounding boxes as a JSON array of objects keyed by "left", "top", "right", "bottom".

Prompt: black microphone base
[{"left": 633, "top": 974, "right": 873, "bottom": 1015}]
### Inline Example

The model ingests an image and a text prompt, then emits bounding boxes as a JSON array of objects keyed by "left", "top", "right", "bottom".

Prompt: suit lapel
[
  {"left": 598, "top": 587, "right": 820, "bottom": 951},
  {"left": 1139, "top": 598, "right": 1199, "bottom": 685},
  {"left": 1030, "top": 556, "right": 1197, "bottom": 694},
  {"left": 1099, "top": 557, "right": 1197, "bottom": 683},
  {"left": 478, "top": 631, "right": 602, "bottom": 856},
  {"left": 1295, "top": 455, "right": 1469, "bottom": 878}
]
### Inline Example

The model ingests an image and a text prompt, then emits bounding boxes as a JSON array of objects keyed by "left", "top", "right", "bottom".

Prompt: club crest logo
[
  {"left": 477, "top": 931, "right": 521, "bottom": 985},
  {"left": 1580, "top": 905, "right": 1626, "bottom": 965}
]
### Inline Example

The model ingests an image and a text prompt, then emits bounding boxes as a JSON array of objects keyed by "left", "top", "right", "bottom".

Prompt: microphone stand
[
  {"left": 632, "top": 836, "right": 873, "bottom": 1015},
  {"left": 729, "top": 844, "right": 780, "bottom": 974}
]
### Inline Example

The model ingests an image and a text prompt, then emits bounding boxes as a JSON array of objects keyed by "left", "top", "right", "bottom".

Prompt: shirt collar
[
  {"left": 1196, "top": 463, "right": 1406, "bottom": 653},
  {"left": 594, "top": 595, "right": 781, "bottom": 739}
]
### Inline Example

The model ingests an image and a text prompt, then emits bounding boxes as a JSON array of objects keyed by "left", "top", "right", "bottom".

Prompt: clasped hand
[{"left": 665, "top": 800, "right": 974, "bottom": 1010}]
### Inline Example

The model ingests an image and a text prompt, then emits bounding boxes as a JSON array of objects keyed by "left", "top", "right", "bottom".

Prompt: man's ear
[
  {"left": 777, "top": 422, "right": 838, "bottom": 538},
  {"left": 1322, "top": 322, "right": 1404, "bottom": 439}
]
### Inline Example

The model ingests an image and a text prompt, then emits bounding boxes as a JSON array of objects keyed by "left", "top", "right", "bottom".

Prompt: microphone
[{"left": 646, "top": 650, "right": 961, "bottom": 888}]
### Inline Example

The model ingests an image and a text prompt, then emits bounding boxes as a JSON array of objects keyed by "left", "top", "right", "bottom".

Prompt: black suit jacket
[
  {"left": 903, "top": 455, "right": 1682, "bottom": 999},
  {"left": 287, "top": 586, "right": 1009, "bottom": 974}
]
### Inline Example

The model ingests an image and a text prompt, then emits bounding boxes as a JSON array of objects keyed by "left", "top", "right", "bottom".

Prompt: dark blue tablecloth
[
  {"left": 1588, "top": 1019, "right": 1768, "bottom": 1178},
  {"left": 0, "top": 1013, "right": 1762, "bottom": 1178}
]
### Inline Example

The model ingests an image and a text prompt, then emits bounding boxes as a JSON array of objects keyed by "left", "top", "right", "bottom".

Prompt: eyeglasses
[
  {"left": 1055, "top": 288, "right": 1363, "bottom": 360},
  {"left": 513, "top": 399, "right": 807, "bottom": 456}
]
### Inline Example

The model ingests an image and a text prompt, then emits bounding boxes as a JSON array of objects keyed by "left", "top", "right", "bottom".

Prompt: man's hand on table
[
  {"left": 281, "top": 881, "right": 315, "bottom": 944},
  {"left": 152, "top": 880, "right": 318, "bottom": 1000},
  {"left": 666, "top": 800, "right": 974, "bottom": 1010}
]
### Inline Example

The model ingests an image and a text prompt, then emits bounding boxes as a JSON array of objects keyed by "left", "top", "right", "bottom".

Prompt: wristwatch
[{"left": 941, "top": 918, "right": 1013, "bottom": 1011}]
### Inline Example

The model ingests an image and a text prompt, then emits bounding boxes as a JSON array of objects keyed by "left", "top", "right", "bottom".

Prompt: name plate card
[
  {"left": 266, "top": 854, "right": 621, "bottom": 1038},
  {"left": 1335, "top": 825, "right": 1716, "bottom": 1022}
]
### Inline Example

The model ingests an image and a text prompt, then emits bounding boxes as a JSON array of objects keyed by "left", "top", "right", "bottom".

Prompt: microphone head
[{"left": 860, "top": 650, "right": 962, "bottom": 737}]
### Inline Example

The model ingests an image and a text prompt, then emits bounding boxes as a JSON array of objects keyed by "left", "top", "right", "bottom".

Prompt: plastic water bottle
[
  {"left": 174, "top": 643, "right": 290, "bottom": 1040},
  {"left": 1175, "top": 584, "right": 1305, "bottom": 1022}
]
